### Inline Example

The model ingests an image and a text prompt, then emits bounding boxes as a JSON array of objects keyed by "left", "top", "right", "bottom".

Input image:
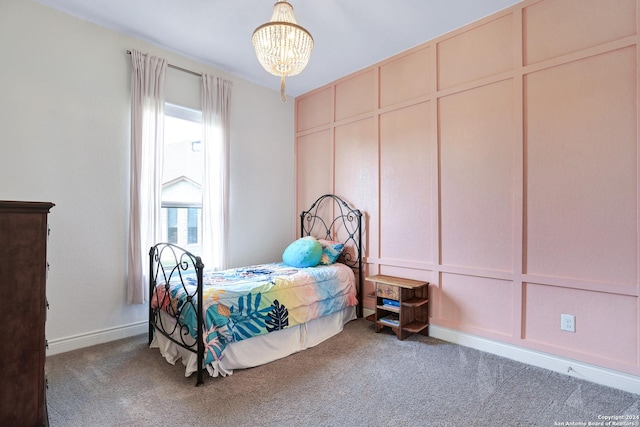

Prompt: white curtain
[
  {"left": 127, "top": 49, "right": 167, "bottom": 304},
  {"left": 201, "top": 74, "right": 232, "bottom": 271}
]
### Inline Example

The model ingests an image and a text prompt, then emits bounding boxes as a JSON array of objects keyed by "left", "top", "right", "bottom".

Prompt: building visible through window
[{"left": 161, "top": 103, "right": 203, "bottom": 255}]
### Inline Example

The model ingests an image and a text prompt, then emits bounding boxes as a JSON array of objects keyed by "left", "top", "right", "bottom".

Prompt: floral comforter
[{"left": 151, "top": 262, "right": 357, "bottom": 365}]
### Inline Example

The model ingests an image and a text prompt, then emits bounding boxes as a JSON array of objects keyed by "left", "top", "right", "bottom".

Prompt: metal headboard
[{"left": 300, "top": 194, "right": 363, "bottom": 317}]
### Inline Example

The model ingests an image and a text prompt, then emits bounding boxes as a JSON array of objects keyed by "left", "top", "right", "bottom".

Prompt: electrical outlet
[{"left": 561, "top": 314, "right": 575, "bottom": 332}]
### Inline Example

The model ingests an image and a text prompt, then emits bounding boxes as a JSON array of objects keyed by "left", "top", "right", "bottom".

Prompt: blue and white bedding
[{"left": 151, "top": 262, "right": 357, "bottom": 366}]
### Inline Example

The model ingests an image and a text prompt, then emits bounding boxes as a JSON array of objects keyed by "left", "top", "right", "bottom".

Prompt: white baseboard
[
  {"left": 429, "top": 325, "right": 640, "bottom": 395},
  {"left": 47, "top": 321, "right": 148, "bottom": 356}
]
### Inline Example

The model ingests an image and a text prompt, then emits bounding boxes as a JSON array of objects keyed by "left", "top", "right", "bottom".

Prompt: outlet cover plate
[{"left": 561, "top": 313, "right": 575, "bottom": 332}]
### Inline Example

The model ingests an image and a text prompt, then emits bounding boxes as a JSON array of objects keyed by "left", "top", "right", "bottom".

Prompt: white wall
[{"left": 0, "top": 0, "right": 295, "bottom": 353}]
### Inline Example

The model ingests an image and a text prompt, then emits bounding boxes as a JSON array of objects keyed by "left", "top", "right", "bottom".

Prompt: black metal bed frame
[
  {"left": 299, "top": 194, "right": 363, "bottom": 317},
  {"left": 148, "top": 194, "right": 363, "bottom": 386}
]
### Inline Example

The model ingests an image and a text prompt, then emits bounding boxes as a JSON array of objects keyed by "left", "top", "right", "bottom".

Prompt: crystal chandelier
[{"left": 252, "top": 1, "right": 314, "bottom": 102}]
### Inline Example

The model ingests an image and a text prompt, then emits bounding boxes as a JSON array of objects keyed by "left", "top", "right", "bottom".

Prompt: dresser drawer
[{"left": 376, "top": 283, "right": 399, "bottom": 300}]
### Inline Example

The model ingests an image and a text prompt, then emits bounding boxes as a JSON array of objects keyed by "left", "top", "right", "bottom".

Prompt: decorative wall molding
[{"left": 297, "top": 0, "right": 640, "bottom": 378}]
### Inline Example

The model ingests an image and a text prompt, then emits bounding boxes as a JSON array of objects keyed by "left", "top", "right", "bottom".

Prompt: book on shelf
[
  {"left": 378, "top": 313, "right": 399, "bottom": 326},
  {"left": 382, "top": 298, "right": 400, "bottom": 307}
]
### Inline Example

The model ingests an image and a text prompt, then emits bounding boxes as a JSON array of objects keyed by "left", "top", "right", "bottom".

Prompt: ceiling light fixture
[{"left": 252, "top": 1, "right": 314, "bottom": 102}]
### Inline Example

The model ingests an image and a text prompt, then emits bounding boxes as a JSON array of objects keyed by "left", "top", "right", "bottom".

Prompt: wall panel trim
[{"left": 297, "top": 0, "right": 640, "bottom": 382}]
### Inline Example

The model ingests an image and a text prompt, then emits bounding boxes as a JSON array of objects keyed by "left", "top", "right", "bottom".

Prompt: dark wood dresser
[{"left": 0, "top": 201, "right": 54, "bottom": 426}]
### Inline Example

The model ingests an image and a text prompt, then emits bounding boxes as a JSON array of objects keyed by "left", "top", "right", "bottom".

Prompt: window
[
  {"left": 161, "top": 103, "right": 203, "bottom": 254},
  {"left": 167, "top": 207, "right": 178, "bottom": 243},
  {"left": 187, "top": 207, "right": 198, "bottom": 244}
]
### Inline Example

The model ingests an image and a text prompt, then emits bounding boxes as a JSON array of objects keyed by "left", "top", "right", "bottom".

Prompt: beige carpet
[{"left": 46, "top": 319, "right": 639, "bottom": 426}]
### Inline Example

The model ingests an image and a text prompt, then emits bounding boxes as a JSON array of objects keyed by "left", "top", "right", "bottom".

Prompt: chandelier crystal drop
[{"left": 252, "top": 1, "right": 314, "bottom": 102}]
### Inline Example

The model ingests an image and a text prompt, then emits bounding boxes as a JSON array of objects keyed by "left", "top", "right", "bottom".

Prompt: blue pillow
[{"left": 282, "top": 236, "right": 322, "bottom": 268}]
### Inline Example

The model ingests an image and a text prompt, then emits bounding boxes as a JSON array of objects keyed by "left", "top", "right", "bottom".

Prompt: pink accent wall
[
  {"left": 380, "top": 102, "right": 433, "bottom": 263},
  {"left": 295, "top": 0, "right": 640, "bottom": 377}
]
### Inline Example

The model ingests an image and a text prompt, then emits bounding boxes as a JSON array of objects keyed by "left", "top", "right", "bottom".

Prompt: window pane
[
  {"left": 167, "top": 208, "right": 177, "bottom": 226},
  {"left": 167, "top": 208, "right": 177, "bottom": 244},
  {"left": 187, "top": 207, "right": 199, "bottom": 244}
]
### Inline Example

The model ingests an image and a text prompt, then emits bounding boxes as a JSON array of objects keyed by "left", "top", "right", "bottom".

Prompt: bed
[{"left": 148, "top": 194, "right": 363, "bottom": 385}]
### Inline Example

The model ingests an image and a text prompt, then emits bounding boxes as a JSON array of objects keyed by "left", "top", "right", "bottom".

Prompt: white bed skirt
[{"left": 150, "top": 306, "right": 357, "bottom": 377}]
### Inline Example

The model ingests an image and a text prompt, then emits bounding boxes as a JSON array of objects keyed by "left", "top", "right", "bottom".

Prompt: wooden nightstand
[{"left": 366, "top": 274, "right": 429, "bottom": 340}]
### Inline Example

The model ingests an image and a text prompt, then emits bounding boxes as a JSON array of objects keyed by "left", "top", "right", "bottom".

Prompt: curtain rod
[{"left": 126, "top": 50, "right": 202, "bottom": 77}]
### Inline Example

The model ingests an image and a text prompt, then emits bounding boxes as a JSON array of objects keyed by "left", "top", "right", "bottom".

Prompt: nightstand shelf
[{"left": 366, "top": 274, "right": 429, "bottom": 340}]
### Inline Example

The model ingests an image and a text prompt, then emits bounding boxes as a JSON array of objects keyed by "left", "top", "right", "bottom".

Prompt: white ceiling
[{"left": 36, "top": 0, "right": 522, "bottom": 97}]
